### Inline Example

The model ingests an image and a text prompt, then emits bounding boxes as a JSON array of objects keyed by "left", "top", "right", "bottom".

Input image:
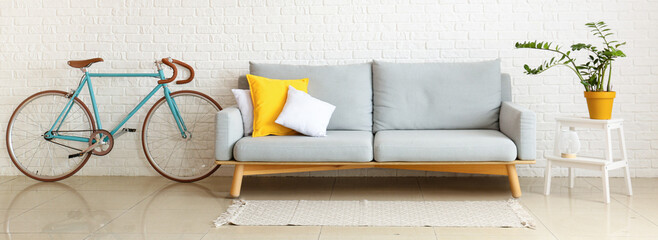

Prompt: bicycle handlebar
[
  {"left": 172, "top": 59, "right": 195, "bottom": 84},
  {"left": 157, "top": 58, "right": 195, "bottom": 85}
]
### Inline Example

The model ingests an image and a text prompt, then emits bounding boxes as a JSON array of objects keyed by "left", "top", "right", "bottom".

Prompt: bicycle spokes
[
  {"left": 6, "top": 91, "right": 94, "bottom": 181},
  {"left": 142, "top": 91, "right": 221, "bottom": 182}
]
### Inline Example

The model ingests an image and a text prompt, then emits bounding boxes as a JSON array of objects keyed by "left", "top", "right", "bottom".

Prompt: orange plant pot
[{"left": 584, "top": 91, "right": 616, "bottom": 120}]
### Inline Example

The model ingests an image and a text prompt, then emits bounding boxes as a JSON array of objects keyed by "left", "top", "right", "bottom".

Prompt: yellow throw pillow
[{"left": 247, "top": 74, "right": 309, "bottom": 137}]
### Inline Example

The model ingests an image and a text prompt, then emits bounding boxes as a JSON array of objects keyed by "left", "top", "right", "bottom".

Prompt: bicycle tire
[
  {"left": 142, "top": 90, "right": 222, "bottom": 182},
  {"left": 6, "top": 90, "right": 95, "bottom": 181}
]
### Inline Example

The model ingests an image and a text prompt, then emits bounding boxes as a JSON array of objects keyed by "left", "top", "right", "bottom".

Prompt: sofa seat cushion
[
  {"left": 374, "top": 130, "right": 517, "bottom": 162},
  {"left": 234, "top": 131, "right": 373, "bottom": 162}
]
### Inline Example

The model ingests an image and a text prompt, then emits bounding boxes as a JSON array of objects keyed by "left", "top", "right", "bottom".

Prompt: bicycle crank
[{"left": 67, "top": 129, "right": 114, "bottom": 158}]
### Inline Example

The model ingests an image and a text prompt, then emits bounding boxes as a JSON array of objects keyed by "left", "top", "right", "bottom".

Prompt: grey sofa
[{"left": 215, "top": 60, "right": 536, "bottom": 198}]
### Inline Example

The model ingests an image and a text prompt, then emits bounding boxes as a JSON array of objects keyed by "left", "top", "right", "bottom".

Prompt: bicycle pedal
[
  {"left": 114, "top": 128, "right": 136, "bottom": 140},
  {"left": 68, "top": 152, "right": 84, "bottom": 158}
]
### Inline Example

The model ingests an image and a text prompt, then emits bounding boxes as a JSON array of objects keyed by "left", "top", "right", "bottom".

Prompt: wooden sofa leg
[
  {"left": 230, "top": 164, "right": 244, "bottom": 198},
  {"left": 506, "top": 164, "right": 522, "bottom": 198}
]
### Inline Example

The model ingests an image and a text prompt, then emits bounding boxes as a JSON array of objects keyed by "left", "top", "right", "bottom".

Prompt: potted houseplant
[{"left": 515, "top": 21, "right": 626, "bottom": 119}]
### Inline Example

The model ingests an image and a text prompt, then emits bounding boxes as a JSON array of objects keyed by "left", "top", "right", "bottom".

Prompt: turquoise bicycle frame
[{"left": 45, "top": 70, "right": 189, "bottom": 143}]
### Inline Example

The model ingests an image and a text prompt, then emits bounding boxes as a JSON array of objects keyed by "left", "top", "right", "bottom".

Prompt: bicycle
[{"left": 6, "top": 57, "right": 222, "bottom": 182}]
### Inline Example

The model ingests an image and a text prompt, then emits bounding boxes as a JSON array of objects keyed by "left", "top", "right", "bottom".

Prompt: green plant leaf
[{"left": 513, "top": 21, "right": 626, "bottom": 91}]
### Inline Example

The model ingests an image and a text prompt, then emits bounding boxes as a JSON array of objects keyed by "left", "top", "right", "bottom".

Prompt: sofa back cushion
[
  {"left": 372, "top": 60, "right": 501, "bottom": 132},
  {"left": 250, "top": 62, "right": 373, "bottom": 131}
]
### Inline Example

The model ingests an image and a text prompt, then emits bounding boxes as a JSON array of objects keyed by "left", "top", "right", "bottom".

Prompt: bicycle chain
[
  {"left": 45, "top": 138, "right": 83, "bottom": 152},
  {"left": 51, "top": 130, "right": 94, "bottom": 133},
  {"left": 44, "top": 129, "right": 95, "bottom": 152}
]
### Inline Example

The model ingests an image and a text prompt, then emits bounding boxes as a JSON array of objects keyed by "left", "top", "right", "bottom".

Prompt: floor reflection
[
  {"left": 3, "top": 182, "right": 112, "bottom": 238},
  {"left": 1, "top": 176, "right": 657, "bottom": 239},
  {"left": 2, "top": 178, "right": 229, "bottom": 239}
]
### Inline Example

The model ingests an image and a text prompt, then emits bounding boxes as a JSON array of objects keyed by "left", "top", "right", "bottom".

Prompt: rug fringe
[
  {"left": 507, "top": 198, "right": 535, "bottom": 229},
  {"left": 214, "top": 199, "right": 247, "bottom": 227}
]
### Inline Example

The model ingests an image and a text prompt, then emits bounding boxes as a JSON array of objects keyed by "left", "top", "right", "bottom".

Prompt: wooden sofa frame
[{"left": 216, "top": 160, "right": 535, "bottom": 198}]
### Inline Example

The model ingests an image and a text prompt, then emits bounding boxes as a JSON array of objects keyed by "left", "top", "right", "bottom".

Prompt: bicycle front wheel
[
  {"left": 142, "top": 90, "right": 222, "bottom": 182},
  {"left": 6, "top": 90, "right": 95, "bottom": 181}
]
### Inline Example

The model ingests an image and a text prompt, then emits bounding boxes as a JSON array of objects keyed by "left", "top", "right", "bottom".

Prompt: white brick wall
[{"left": 1, "top": 0, "right": 657, "bottom": 178}]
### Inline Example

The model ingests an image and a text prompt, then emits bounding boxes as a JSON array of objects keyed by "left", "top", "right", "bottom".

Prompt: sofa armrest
[
  {"left": 215, "top": 107, "right": 244, "bottom": 160},
  {"left": 499, "top": 101, "right": 536, "bottom": 160}
]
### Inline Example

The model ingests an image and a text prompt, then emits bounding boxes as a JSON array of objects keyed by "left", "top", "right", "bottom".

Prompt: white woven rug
[{"left": 214, "top": 199, "right": 534, "bottom": 228}]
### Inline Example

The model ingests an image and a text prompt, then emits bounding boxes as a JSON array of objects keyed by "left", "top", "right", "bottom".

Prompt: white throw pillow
[
  {"left": 231, "top": 89, "right": 253, "bottom": 136},
  {"left": 275, "top": 86, "right": 336, "bottom": 137}
]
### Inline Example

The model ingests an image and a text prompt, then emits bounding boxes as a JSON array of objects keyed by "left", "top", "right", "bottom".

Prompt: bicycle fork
[{"left": 163, "top": 86, "right": 189, "bottom": 139}]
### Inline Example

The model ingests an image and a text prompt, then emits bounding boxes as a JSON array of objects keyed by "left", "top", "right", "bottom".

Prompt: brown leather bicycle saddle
[{"left": 67, "top": 58, "right": 104, "bottom": 68}]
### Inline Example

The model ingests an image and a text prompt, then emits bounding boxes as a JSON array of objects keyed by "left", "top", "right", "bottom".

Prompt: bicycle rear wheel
[
  {"left": 6, "top": 90, "right": 95, "bottom": 181},
  {"left": 142, "top": 90, "right": 222, "bottom": 182}
]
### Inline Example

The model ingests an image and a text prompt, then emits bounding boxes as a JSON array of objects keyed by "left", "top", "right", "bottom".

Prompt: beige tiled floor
[{"left": 0, "top": 175, "right": 655, "bottom": 239}]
